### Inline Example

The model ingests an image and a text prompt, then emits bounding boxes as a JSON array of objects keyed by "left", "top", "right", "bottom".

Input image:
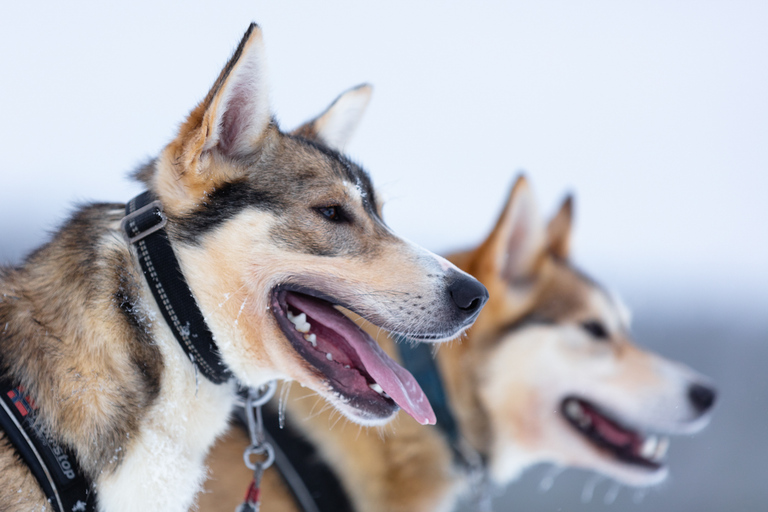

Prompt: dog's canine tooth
[
  {"left": 640, "top": 436, "right": 659, "bottom": 459},
  {"left": 565, "top": 399, "right": 583, "bottom": 420},
  {"left": 654, "top": 437, "right": 670, "bottom": 461},
  {"left": 326, "top": 352, "right": 333, "bottom": 361},
  {"left": 369, "top": 383, "right": 384, "bottom": 395}
]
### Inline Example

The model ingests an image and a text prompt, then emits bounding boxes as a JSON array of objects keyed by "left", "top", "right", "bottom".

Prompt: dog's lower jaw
[{"left": 96, "top": 323, "right": 236, "bottom": 512}]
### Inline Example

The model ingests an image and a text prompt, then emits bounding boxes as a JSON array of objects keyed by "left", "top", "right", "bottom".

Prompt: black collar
[
  {"left": 122, "top": 191, "right": 231, "bottom": 384},
  {"left": 0, "top": 378, "right": 97, "bottom": 512}
]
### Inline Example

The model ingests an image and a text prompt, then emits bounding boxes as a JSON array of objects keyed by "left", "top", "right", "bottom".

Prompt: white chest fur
[{"left": 95, "top": 322, "right": 236, "bottom": 512}]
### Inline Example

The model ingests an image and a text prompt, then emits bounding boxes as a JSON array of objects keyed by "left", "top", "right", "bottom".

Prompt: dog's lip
[
  {"left": 560, "top": 396, "right": 668, "bottom": 471},
  {"left": 267, "top": 284, "right": 466, "bottom": 343},
  {"left": 270, "top": 285, "right": 436, "bottom": 425}
]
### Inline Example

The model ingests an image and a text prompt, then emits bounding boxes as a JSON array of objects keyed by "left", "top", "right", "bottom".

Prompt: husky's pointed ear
[
  {"left": 547, "top": 194, "right": 574, "bottom": 260},
  {"left": 292, "top": 84, "right": 372, "bottom": 151},
  {"left": 476, "top": 175, "right": 546, "bottom": 284},
  {"left": 171, "top": 23, "right": 272, "bottom": 174}
]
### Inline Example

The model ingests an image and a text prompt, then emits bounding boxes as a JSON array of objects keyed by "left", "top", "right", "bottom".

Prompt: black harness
[
  {"left": 0, "top": 378, "right": 96, "bottom": 512},
  {"left": 0, "top": 191, "right": 233, "bottom": 511}
]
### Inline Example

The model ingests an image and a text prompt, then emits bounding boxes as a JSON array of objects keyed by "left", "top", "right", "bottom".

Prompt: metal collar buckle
[{"left": 120, "top": 200, "right": 167, "bottom": 245}]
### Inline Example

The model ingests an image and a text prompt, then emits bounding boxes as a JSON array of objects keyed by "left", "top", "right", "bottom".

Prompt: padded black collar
[{"left": 122, "top": 191, "right": 231, "bottom": 384}]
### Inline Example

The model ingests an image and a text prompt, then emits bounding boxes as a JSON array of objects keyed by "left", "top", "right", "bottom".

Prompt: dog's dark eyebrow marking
[
  {"left": 169, "top": 180, "right": 284, "bottom": 244},
  {"left": 494, "top": 313, "right": 555, "bottom": 340},
  {"left": 288, "top": 134, "right": 380, "bottom": 216}
]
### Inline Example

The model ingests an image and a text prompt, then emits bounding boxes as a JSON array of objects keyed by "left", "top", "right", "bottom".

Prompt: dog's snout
[
  {"left": 688, "top": 383, "right": 716, "bottom": 413},
  {"left": 447, "top": 272, "right": 489, "bottom": 317}
]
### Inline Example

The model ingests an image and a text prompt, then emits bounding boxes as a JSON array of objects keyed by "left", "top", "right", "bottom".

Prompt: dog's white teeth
[
  {"left": 288, "top": 311, "right": 311, "bottom": 333},
  {"left": 640, "top": 436, "right": 659, "bottom": 459},
  {"left": 344, "top": 365, "right": 351, "bottom": 369},
  {"left": 654, "top": 437, "right": 670, "bottom": 461},
  {"left": 369, "top": 383, "right": 384, "bottom": 395},
  {"left": 326, "top": 352, "right": 333, "bottom": 361},
  {"left": 303, "top": 333, "right": 317, "bottom": 347},
  {"left": 565, "top": 400, "right": 590, "bottom": 427},
  {"left": 565, "top": 400, "right": 584, "bottom": 419}
]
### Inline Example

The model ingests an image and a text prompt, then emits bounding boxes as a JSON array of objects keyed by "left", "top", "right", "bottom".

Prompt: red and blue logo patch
[{"left": 6, "top": 387, "right": 36, "bottom": 417}]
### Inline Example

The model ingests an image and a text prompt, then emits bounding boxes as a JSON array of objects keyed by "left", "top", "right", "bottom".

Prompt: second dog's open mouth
[
  {"left": 561, "top": 397, "right": 669, "bottom": 470},
  {"left": 271, "top": 287, "right": 436, "bottom": 425}
]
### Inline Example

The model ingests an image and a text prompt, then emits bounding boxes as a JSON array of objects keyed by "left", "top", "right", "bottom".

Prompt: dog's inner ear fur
[
  {"left": 546, "top": 195, "right": 574, "bottom": 261},
  {"left": 480, "top": 176, "right": 547, "bottom": 285},
  {"left": 167, "top": 23, "right": 272, "bottom": 184},
  {"left": 292, "top": 84, "right": 372, "bottom": 151}
]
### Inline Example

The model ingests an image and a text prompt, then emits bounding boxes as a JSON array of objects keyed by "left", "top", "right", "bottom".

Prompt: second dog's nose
[
  {"left": 447, "top": 272, "right": 489, "bottom": 317},
  {"left": 688, "top": 383, "right": 717, "bottom": 413}
]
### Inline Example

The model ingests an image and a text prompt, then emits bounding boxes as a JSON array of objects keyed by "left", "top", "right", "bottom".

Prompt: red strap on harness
[{"left": 244, "top": 480, "right": 261, "bottom": 506}]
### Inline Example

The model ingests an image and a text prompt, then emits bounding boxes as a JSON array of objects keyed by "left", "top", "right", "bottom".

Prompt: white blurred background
[{"left": 1, "top": 2, "right": 766, "bottom": 510}]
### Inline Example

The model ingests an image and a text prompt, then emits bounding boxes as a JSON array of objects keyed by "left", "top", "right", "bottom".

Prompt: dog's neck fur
[{"left": 0, "top": 204, "right": 236, "bottom": 511}]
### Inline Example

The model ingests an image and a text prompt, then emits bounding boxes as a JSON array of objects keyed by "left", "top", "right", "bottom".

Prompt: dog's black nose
[
  {"left": 447, "top": 272, "right": 489, "bottom": 318},
  {"left": 688, "top": 383, "right": 716, "bottom": 413}
]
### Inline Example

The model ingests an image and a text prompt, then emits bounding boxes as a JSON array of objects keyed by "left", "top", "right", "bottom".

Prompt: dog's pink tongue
[{"left": 287, "top": 294, "right": 436, "bottom": 425}]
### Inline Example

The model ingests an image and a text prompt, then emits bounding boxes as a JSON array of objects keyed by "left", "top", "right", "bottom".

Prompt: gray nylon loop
[
  {"left": 243, "top": 443, "right": 276, "bottom": 471},
  {"left": 242, "top": 381, "right": 278, "bottom": 472}
]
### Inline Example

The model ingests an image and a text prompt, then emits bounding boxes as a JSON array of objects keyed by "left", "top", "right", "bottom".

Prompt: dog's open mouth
[
  {"left": 271, "top": 286, "right": 435, "bottom": 425},
  {"left": 561, "top": 397, "right": 669, "bottom": 470}
]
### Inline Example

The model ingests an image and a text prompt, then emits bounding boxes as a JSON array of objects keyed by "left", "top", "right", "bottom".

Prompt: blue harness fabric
[
  {"left": 123, "top": 191, "right": 232, "bottom": 384},
  {"left": 394, "top": 336, "right": 462, "bottom": 448},
  {"left": 0, "top": 378, "right": 96, "bottom": 512}
]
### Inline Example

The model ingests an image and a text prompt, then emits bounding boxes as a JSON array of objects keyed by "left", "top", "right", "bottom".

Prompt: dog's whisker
[
  {"left": 581, "top": 475, "right": 604, "bottom": 504},
  {"left": 277, "top": 381, "right": 292, "bottom": 429},
  {"left": 218, "top": 283, "right": 249, "bottom": 308},
  {"left": 329, "top": 410, "right": 344, "bottom": 431},
  {"left": 603, "top": 482, "right": 621, "bottom": 505},
  {"left": 233, "top": 297, "right": 248, "bottom": 326},
  {"left": 632, "top": 488, "right": 648, "bottom": 504}
]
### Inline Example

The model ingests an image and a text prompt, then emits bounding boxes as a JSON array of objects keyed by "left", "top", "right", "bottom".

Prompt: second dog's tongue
[{"left": 287, "top": 294, "right": 436, "bottom": 425}]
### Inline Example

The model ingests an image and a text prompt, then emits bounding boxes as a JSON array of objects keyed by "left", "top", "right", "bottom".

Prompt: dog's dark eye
[
  {"left": 581, "top": 320, "right": 609, "bottom": 340},
  {"left": 316, "top": 205, "right": 345, "bottom": 222}
]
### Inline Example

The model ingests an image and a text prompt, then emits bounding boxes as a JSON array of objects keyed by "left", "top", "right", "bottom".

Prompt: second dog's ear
[
  {"left": 292, "top": 84, "right": 372, "bottom": 151},
  {"left": 547, "top": 195, "right": 574, "bottom": 260},
  {"left": 165, "top": 23, "right": 272, "bottom": 181},
  {"left": 476, "top": 175, "right": 546, "bottom": 285}
]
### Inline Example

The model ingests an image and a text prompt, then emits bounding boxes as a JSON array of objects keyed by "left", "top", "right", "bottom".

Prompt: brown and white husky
[
  {"left": 0, "top": 24, "right": 488, "bottom": 512},
  {"left": 199, "top": 176, "right": 716, "bottom": 512}
]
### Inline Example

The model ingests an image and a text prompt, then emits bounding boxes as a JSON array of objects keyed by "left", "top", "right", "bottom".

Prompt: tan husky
[
  {"left": 0, "top": 25, "right": 488, "bottom": 512},
  {"left": 199, "top": 177, "right": 716, "bottom": 512}
]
